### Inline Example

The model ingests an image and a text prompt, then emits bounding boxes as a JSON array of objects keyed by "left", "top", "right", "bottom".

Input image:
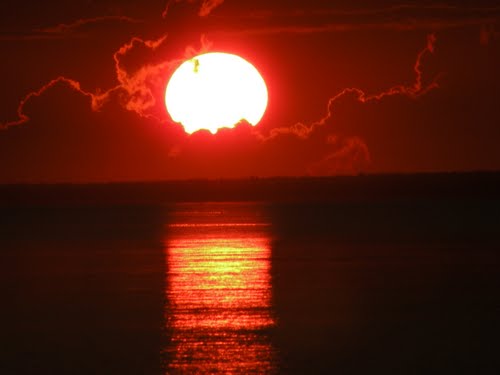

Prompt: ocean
[{"left": 1, "top": 175, "right": 499, "bottom": 373}]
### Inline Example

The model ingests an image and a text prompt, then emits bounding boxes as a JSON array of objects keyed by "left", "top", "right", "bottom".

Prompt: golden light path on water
[{"left": 163, "top": 204, "right": 275, "bottom": 373}]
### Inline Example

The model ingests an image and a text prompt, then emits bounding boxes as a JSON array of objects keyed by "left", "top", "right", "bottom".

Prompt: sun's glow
[{"left": 165, "top": 52, "right": 268, "bottom": 134}]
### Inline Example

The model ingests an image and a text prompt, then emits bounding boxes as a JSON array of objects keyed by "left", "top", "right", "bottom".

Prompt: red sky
[{"left": 1, "top": 0, "right": 499, "bottom": 182}]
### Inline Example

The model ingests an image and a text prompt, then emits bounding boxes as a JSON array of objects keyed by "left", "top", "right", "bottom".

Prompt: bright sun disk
[{"left": 165, "top": 52, "right": 268, "bottom": 134}]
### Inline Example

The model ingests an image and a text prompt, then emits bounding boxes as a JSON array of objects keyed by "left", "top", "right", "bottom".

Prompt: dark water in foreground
[{"left": 1, "top": 199, "right": 499, "bottom": 374}]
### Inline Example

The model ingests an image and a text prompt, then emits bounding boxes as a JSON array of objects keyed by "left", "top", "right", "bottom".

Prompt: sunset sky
[{"left": 1, "top": 0, "right": 499, "bottom": 183}]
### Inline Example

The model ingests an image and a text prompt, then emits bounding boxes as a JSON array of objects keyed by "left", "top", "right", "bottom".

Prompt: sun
[{"left": 165, "top": 52, "right": 268, "bottom": 134}]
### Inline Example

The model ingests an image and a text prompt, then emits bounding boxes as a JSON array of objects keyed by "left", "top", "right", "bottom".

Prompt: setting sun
[{"left": 165, "top": 52, "right": 268, "bottom": 134}]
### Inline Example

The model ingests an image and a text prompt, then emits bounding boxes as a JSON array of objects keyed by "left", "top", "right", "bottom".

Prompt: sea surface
[{"left": 1, "top": 195, "right": 499, "bottom": 374}]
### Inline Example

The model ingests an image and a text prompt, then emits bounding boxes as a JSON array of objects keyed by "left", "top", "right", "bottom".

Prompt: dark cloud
[
  {"left": 0, "top": 87, "right": 180, "bottom": 183},
  {"left": 0, "top": 34, "right": 210, "bottom": 129},
  {"left": 258, "top": 34, "right": 439, "bottom": 141},
  {"left": 208, "top": 3, "right": 500, "bottom": 34}
]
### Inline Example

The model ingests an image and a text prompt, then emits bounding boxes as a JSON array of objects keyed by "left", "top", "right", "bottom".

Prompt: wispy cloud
[
  {"left": 162, "top": 0, "right": 225, "bottom": 18},
  {"left": 228, "top": 19, "right": 499, "bottom": 35},
  {"left": 199, "top": 0, "right": 225, "bottom": 17},
  {"left": 37, "top": 15, "right": 142, "bottom": 34},
  {"left": 309, "top": 136, "right": 371, "bottom": 175},
  {"left": 0, "top": 15, "right": 141, "bottom": 41},
  {"left": 211, "top": 4, "right": 500, "bottom": 34}
]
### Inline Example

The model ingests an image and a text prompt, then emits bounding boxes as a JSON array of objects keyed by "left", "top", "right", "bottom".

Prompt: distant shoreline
[
  {"left": 1, "top": 171, "right": 499, "bottom": 206},
  {"left": 2, "top": 170, "right": 500, "bottom": 187}
]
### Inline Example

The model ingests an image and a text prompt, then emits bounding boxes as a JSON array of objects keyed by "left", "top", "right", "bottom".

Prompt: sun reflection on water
[{"left": 163, "top": 205, "right": 275, "bottom": 374}]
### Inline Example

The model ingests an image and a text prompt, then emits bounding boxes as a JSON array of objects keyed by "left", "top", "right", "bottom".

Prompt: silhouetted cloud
[
  {"left": 0, "top": 30, "right": 219, "bottom": 131},
  {"left": 1, "top": 34, "right": 171, "bottom": 129},
  {"left": 259, "top": 34, "right": 439, "bottom": 141},
  {"left": 251, "top": 34, "right": 439, "bottom": 175},
  {"left": 0, "top": 77, "right": 108, "bottom": 129}
]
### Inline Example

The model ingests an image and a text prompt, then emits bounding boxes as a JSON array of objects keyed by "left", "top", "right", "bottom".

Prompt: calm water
[
  {"left": 1, "top": 200, "right": 499, "bottom": 374},
  {"left": 163, "top": 204, "right": 275, "bottom": 373}
]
